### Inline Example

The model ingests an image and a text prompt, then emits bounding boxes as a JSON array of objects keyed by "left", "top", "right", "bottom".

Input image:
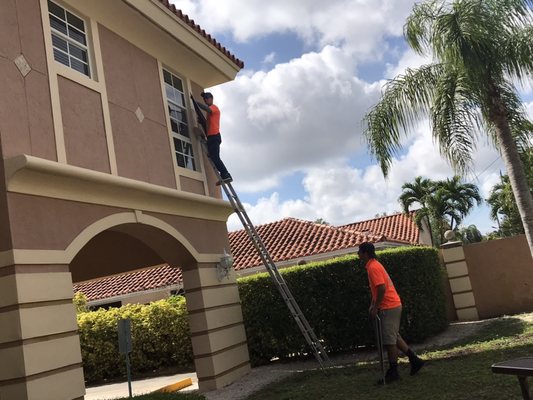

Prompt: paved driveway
[{"left": 84, "top": 372, "right": 198, "bottom": 399}]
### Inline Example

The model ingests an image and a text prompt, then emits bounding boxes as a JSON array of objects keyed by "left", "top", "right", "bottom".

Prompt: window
[
  {"left": 163, "top": 69, "right": 197, "bottom": 171},
  {"left": 48, "top": 0, "right": 91, "bottom": 77}
]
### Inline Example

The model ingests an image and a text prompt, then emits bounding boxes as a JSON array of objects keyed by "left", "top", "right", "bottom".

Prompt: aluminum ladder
[{"left": 190, "top": 95, "right": 332, "bottom": 370}]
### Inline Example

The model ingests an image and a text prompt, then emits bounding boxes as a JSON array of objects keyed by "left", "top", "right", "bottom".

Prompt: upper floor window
[
  {"left": 48, "top": 1, "right": 91, "bottom": 77},
  {"left": 163, "top": 69, "right": 197, "bottom": 171}
]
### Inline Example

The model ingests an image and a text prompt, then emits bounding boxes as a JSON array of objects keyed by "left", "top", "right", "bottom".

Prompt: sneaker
[
  {"left": 377, "top": 367, "right": 400, "bottom": 385},
  {"left": 410, "top": 357, "right": 425, "bottom": 376}
]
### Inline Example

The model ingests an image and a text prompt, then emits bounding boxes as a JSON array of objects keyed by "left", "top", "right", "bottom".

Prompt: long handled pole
[{"left": 375, "top": 315, "right": 386, "bottom": 385}]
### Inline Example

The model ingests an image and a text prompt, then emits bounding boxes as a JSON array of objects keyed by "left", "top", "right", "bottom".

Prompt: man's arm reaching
[{"left": 196, "top": 102, "right": 212, "bottom": 113}]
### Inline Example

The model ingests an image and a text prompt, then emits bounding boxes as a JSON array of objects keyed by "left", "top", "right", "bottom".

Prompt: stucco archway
[{"left": 67, "top": 212, "right": 251, "bottom": 394}]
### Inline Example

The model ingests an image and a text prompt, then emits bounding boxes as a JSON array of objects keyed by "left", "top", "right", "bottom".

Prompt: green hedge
[
  {"left": 238, "top": 246, "right": 448, "bottom": 365},
  {"left": 78, "top": 246, "right": 447, "bottom": 381},
  {"left": 78, "top": 297, "right": 193, "bottom": 383}
]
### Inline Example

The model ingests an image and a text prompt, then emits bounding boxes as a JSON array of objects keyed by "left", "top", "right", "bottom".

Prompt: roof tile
[
  {"left": 228, "top": 217, "right": 384, "bottom": 270},
  {"left": 156, "top": 0, "right": 244, "bottom": 68},
  {"left": 73, "top": 264, "right": 182, "bottom": 302},
  {"left": 341, "top": 212, "right": 419, "bottom": 245}
]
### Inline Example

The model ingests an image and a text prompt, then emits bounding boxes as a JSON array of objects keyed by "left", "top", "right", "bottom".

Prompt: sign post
[{"left": 118, "top": 319, "right": 133, "bottom": 398}]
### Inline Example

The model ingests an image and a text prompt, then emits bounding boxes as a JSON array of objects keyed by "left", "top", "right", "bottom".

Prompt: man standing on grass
[
  {"left": 196, "top": 92, "right": 232, "bottom": 184},
  {"left": 358, "top": 242, "right": 425, "bottom": 383}
]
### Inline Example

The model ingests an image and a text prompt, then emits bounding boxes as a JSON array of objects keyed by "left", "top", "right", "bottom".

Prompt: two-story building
[{"left": 0, "top": 0, "right": 249, "bottom": 398}]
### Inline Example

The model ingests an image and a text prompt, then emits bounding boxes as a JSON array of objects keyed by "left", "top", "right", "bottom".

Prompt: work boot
[
  {"left": 409, "top": 356, "right": 425, "bottom": 376},
  {"left": 376, "top": 366, "right": 400, "bottom": 385},
  {"left": 406, "top": 349, "right": 425, "bottom": 376}
]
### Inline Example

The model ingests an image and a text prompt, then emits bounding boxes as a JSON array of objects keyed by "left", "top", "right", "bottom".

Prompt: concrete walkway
[{"left": 84, "top": 372, "right": 198, "bottom": 400}]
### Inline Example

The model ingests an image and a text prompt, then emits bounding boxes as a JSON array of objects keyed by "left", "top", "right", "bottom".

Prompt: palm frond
[
  {"left": 504, "top": 25, "right": 533, "bottom": 81},
  {"left": 429, "top": 67, "right": 483, "bottom": 173},
  {"left": 364, "top": 64, "right": 443, "bottom": 176}
]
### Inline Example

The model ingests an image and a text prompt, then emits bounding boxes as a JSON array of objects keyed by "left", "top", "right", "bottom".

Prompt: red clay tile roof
[
  {"left": 228, "top": 217, "right": 385, "bottom": 270},
  {"left": 341, "top": 212, "right": 420, "bottom": 245},
  {"left": 157, "top": 0, "right": 244, "bottom": 69},
  {"left": 73, "top": 264, "right": 183, "bottom": 302}
]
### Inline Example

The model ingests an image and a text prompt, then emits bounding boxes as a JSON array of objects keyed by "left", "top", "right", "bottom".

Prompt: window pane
[
  {"left": 48, "top": 1, "right": 65, "bottom": 20},
  {"left": 172, "top": 76, "right": 184, "bottom": 91},
  {"left": 50, "top": 15, "right": 67, "bottom": 35},
  {"left": 176, "top": 153, "right": 185, "bottom": 168},
  {"left": 163, "top": 70, "right": 172, "bottom": 85},
  {"left": 66, "top": 11, "right": 85, "bottom": 32},
  {"left": 68, "top": 43, "right": 88, "bottom": 62},
  {"left": 70, "top": 57, "right": 89, "bottom": 75},
  {"left": 182, "top": 142, "right": 196, "bottom": 170},
  {"left": 53, "top": 48, "right": 70, "bottom": 67},
  {"left": 165, "top": 85, "right": 177, "bottom": 104},
  {"left": 179, "top": 123, "right": 189, "bottom": 137},
  {"left": 68, "top": 25, "right": 86, "bottom": 45},
  {"left": 52, "top": 33, "right": 68, "bottom": 52},
  {"left": 170, "top": 118, "right": 179, "bottom": 134}
]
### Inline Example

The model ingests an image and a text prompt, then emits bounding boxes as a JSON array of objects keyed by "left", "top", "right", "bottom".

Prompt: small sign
[{"left": 118, "top": 319, "right": 132, "bottom": 354}]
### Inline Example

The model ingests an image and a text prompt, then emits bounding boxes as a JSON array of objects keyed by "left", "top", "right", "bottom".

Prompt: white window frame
[
  {"left": 163, "top": 69, "right": 198, "bottom": 172},
  {"left": 47, "top": 0, "right": 92, "bottom": 78}
]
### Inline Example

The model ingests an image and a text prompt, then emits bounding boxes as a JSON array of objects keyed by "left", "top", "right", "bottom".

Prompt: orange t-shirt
[
  {"left": 207, "top": 104, "right": 220, "bottom": 136},
  {"left": 365, "top": 258, "right": 402, "bottom": 310}
]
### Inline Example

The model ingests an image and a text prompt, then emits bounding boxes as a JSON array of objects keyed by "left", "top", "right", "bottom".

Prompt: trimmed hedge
[
  {"left": 78, "top": 246, "right": 447, "bottom": 381},
  {"left": 238, "top": 246, "right": 448, "bottom": 365},
  {"left": 78, "top": 296, "right": 192, "bottom": 383}
]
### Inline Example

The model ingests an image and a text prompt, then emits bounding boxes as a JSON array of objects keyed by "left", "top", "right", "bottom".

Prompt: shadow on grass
[
  {"left": 439, "top": 317, "right": 528, "bottom": 351},
  {"left": 250, "top": 340, "right": 533, "bottom": 400}
]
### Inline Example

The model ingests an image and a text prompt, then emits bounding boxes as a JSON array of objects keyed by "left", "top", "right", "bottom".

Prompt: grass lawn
[{"left": 249, "top": 316, "right": 533, "bottom": 400}]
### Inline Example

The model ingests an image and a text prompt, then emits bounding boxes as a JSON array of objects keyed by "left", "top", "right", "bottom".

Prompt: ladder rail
[{"left": 190, "top": 95, "right": 332, "bottom": 369}]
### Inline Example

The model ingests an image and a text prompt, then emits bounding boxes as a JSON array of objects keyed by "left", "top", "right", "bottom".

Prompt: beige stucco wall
[
  {"left": 58, "top": 76, "right": 111, "bottom": 173},
  {"left": 464, "top": 235, "right": 533, "bottom": 319},
  {"left": 99, "top": 25, "right": 177, "bottom": 188},
  {"left": 0, "top": 0, "right": 57, "bottom": 161}
]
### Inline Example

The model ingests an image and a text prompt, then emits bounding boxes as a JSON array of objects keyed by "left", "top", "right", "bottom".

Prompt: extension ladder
[{"left": 190, "top": 95, "right": 332, "bottom": 370}]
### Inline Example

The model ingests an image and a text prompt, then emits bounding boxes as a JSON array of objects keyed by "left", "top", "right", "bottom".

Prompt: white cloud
[
  {"left": 227, "top": 124, "right": 504, "bottom": 232},
  {"left": 385, "top": 49, "right": 430, "bottom": 79},
  {"left": 212, "top": 45, "right": 382, "bottom": 192},
  {"left": 262, "top": 52, "right": 276, "bottom": 65},
  {"left": 170, "top": 0, "right": 415, "bottom": 59}
]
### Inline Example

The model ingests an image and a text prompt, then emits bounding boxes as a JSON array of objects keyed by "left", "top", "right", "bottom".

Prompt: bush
[
  {"left": 238, "top": 246, "right": 448, "bottom": 365},
  {"left": 78, "top": 247, "right": 447, "bottom": 379},
  {"left": 78, "top": 296, "right": 193, "bottom": 383}
]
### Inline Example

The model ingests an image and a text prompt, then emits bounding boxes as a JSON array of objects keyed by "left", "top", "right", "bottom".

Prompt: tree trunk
[{"left": 488, "top": 88, "right": 533, "bottom": 259}]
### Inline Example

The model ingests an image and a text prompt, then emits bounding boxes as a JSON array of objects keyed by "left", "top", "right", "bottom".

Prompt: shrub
[
  {"left": 78, "top": 296, "right": 193, "bottom": 383},
  {"left": 78, "top": 247, "right": 447, "bottom": 379},
  {"left": 238, "top": 246, "right": 448, "bottom": 365}
]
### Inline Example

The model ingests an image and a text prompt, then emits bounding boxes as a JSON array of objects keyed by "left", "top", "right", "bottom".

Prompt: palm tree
[
  {"left": 457, "top": 225, "right": 484, "bottom": 244},
  {"left": 487, "top": 174, "right": 526, "bottom": 236},
  {"left": 364, "top": 0, "right": 533, "bottom": 258},
  {"left": 399, "top": 176, "right": 436, "bottom": 244},
  {"left": 400, "top": 176, "right": 482, "bottom": 246},
  {"left": 438, "top": 176, "right": 482, "bottom": 230}
]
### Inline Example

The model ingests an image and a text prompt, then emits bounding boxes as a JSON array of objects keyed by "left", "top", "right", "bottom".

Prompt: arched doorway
[
  {"left": 0, "top": 207, "right": 250, "bottom": 399},
  {"left": 68, "top": 214, "right": 251, "bottom": 394}
]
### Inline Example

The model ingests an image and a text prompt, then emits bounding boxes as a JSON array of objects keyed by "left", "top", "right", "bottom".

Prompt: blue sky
[{"left": 171, "top": 0, "right": 533, "bottom": 233}]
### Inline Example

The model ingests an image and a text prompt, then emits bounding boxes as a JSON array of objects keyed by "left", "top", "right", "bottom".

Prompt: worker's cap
[{"left": 200, "top": 92, "right": 213, "bottom": 99}]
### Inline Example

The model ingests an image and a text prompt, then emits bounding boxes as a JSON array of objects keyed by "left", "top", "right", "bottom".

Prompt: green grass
[
  {"left": 248, "top": 316, "right": 533, "bottom": 400},
  {"left": 105, "top": 393, "right": 205, "bottom": 400}
]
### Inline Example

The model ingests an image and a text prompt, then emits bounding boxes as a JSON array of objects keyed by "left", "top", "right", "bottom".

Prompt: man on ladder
[
  {"left": 194, "top": 92, "right": 233, "bottom": 184},
  {"left": 190, "top": 93, "right": 331, "bottom": 371}
]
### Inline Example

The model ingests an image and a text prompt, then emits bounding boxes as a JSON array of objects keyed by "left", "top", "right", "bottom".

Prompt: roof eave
[{"left": 122, "top": 0, "right": 241, "bottom": 87}]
